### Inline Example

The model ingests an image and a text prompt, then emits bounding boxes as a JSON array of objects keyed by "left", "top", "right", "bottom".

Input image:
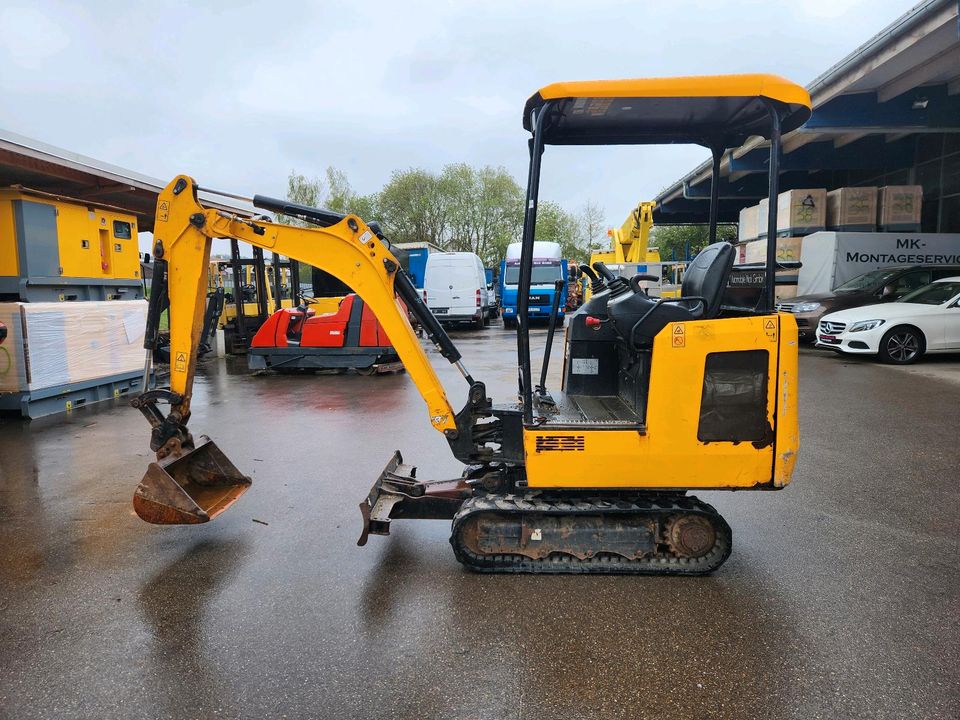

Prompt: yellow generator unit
[{"left": 0, "top": 189, "right": 143, "bottom": 301}]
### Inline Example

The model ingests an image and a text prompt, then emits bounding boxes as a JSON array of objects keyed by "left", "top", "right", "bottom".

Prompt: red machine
[{"left": 248, "top": 295, "right": 402, "bottom": 374}]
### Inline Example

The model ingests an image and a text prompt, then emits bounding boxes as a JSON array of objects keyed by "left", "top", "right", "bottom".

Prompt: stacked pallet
[{"left": 0, "top": 300, "right": 147, "bottom": 393}]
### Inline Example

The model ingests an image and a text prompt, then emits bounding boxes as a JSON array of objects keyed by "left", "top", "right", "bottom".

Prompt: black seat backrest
[{"left": 681, "top": 242, "right": 735, "bottom": 318}]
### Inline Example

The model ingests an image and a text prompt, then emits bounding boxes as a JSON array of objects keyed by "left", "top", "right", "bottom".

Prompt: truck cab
[{"left": 499, "top": 241, "right": 568, "bottom": 328}]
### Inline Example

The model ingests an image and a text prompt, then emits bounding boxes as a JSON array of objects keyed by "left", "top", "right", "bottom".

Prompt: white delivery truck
[
  {"left": 424, "top": 252, "right": 491, "bottom": 329},
  {"left": 797, "top": 231, "right": 960, "bottom": 294}
]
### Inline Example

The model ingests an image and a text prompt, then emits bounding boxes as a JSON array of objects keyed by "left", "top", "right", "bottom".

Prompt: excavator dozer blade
[{"left": 133, "top": 435, "right": 252, "bottom": 525}]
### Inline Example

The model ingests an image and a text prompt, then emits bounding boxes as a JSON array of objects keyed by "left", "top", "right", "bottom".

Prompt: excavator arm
[{"left": 131, "top": 175, "right": 492, "bottom": 525}]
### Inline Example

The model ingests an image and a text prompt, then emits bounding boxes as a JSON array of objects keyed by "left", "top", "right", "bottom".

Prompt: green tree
[
  {"left": 281, "top": 171, "right": 326, "bottom": 226},
  {"left": 443, "top": 163, "right": 523, "bottom": 264},
  {"left": 322, "top": 166, "right": 380, "bottom": 220},
  {"left": 535, "top": 201, "right": 583, "bottom": 261},
  {"left": 578, "top": 200, "right": 607, "bottom": 255},
  {"left": 651, "top": 224, "right": 737, "bottom": 261},
  {"left": 377, "top": 168, "right": 449, "bottom": 246}
]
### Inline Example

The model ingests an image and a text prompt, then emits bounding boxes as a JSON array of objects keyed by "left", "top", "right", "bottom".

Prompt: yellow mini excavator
[{"left": 132, "top": 75, "right": 809, "bottom": 574}]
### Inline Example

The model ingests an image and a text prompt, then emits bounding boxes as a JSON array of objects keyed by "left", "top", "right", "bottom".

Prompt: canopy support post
[
  {"left": 517, "top": 104, "right": 549, "bottom": 424},
  {"left": 762, "top": 102, "right": 783, "bottom": 312}
]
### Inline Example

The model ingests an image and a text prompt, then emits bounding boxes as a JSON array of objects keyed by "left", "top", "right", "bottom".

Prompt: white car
[{"left": 816, "top": 277, "right": 960, "bottom": 364}]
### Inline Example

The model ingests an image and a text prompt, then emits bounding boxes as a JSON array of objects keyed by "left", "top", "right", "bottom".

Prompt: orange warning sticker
[
  {"left": 672, "top": 324, "right": 685, "bottom": 348},
  {"left": 764, "top": 318, "right": 777, "bottom": 341}
]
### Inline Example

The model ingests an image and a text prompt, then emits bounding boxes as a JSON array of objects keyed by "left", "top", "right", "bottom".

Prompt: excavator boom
[{"left": 132, "top": 176, "right": 466, "bottom": 524}]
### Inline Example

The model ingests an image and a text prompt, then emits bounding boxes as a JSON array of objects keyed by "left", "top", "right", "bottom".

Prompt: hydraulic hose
[{"left": 392, "top": 267, "right": 464, "bottom": 367}]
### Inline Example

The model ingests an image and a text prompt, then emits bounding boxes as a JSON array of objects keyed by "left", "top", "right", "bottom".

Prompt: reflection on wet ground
[{"left": 0, "top": 325, "right": 957, "bottom": 719}]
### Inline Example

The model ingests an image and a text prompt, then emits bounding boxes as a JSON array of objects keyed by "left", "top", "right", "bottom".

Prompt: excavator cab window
[{"left": 698, "top": 350, "right": 772, "bottom": 444}]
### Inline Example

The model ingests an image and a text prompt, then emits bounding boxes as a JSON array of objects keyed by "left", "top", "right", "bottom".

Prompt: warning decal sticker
[
  {"left": 672, "top": 324, "right": 685, "bottom": 348},
  {"left": 175, "top": 351, "right": 187, "bottom": 373},
  {"left": 764, "top": 318, "right": 777, "bottom": 341}
]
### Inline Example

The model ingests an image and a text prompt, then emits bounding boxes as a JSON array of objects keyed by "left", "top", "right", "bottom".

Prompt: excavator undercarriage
[{"left": 357, "top": 452, "right": 732, "bottom": 574}]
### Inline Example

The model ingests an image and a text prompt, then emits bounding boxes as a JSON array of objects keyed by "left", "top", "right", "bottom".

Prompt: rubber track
[{"left": 450, "top": 493, "right": 732, "bottom": 575}]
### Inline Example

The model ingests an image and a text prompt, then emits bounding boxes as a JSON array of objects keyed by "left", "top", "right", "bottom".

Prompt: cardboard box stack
[
  {"left": 738, "top": 204, "right": 759, "bottom": 243},
  {"left": 776, "top": 189, "right": 826, "bottom": 236},
  {"left": 743, "top": 237, "right": 803, "bottom": 264},
  {"left": 878, "top": 185, "right": 922, "bottom": 232},
  {"left": 776, "top": 285, "right": 799, "bottom": 302},
  {"left": 827, "top": 187, "right": 877, "bottom": 231},
  {"left": 757, "top": 198, "right": 769, "bottom": 238}
]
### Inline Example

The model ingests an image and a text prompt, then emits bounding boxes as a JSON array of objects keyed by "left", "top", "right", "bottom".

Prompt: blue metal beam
[
  {"left": 727, "top": 135, "right": 915, "bottom": 173},
  {"left": 803, "top": 84, "right": 960, "bottom": 132},
  {"left": 683, "top": 174, "right": 769, "bottom": 200},
  {"left": 655, "top": 197, "right": 743, "bottom": 224}
]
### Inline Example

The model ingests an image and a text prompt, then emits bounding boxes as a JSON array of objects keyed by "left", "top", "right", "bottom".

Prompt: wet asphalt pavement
[{"left": 1, "top": 324, "right": 958, "bottom": 720}]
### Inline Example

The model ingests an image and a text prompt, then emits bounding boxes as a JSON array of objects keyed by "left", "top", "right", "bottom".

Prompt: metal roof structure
[
  {"left": 0, "top": 129, "right": 252, "bottom": 232},
  {"left": 654, "top": 0, "right": 960, "bottom": 224}
]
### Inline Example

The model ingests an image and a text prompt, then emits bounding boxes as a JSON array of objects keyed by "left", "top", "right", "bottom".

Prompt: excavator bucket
[{"left": 133, "top": 435, "right": 252, "bottom": 524}]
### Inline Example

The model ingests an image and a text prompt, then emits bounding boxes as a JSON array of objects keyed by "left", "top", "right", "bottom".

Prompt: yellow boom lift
[
  {"left": 596, "top": 201, "right": 659, "bottom": 265},
  {"left": 583, "top": 201, "right": 659, "bottom": 301},
  {"left": 132, "top": 75, "right": 809, "bottom": 574}
]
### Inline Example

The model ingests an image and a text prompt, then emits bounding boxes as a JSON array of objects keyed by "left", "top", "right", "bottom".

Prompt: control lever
[
  {"left": 593, "top": 262, "right": 630, "bottom": 295},
  {"left": 592, "top": 261, "right": 617, "bottom": 282},
  {"left": 629, "top": 274, "right": 660, "bottom": 295},
  {"left": 536, "top": 279, "right": 566, "bottom": 406}
]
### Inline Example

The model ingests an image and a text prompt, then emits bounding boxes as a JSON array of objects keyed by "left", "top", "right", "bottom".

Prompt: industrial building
[{"left": 655, "top": 0, "right": 959, "bottom": 234}]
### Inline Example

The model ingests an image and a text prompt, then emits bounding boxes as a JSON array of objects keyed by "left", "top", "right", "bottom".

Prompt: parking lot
[{"left": 1, "top": 325, "right": 957, "bottom": 720}]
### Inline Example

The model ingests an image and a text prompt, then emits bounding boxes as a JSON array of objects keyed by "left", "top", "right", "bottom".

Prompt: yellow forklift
[{"left": 131, "top": 75, "right": 809, "bottom": 574}]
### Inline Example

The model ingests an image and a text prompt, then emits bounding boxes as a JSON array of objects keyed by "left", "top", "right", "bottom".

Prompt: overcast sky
[{"left": 1, "top": 0, "right": 914, "bottom": 239}]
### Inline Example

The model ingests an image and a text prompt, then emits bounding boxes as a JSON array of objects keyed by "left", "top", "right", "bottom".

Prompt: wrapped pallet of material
[
  {"left": 827, "top": 187, "right": 878, "bottom": 231},
  {"left": 738, "top": 204, "right": 759, "bottom": 243},
  {"left": 776, "top": 189, "right": 826, "bottom": 236},
  {"left": 1, "top": 300, "right": 147, "bottom": 392},
  {"left": 744, "top": 237, "right": 803, "bottom": 265},
  {"left": 0, "top": 303, "right": 28, "bottom": 392},
  {"left": 878, "top": 186, "right": 922, "bottom": 232}
]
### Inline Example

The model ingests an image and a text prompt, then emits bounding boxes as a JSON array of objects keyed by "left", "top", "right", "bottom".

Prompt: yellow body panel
[
  {"left": 0, "top": 189, "right": 140, "bottom": 282},
  {"left": 525, "top": 314, "right": 798, "bottom": 489},
  {"left": 0, "top": 196, "right": 16, "bottom": 276},
  {"left": 773, "top": 314, "right": 800, "bottom": 485},
  {"left": 308, "top": 296, "right": 343, "bottom": 316}
]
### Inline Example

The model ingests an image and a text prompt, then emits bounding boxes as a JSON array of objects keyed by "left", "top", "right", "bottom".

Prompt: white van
[{"left": 424, "top": 252, "right": 491, "bottom": 328}]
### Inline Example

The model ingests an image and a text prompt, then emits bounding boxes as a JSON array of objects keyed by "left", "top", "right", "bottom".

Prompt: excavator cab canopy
[
  {"left": 522, "top": 74, "right": 811, "bottom": 147},
  {"left": 514, "top": 74, "right": 812, "bottom": 424}
]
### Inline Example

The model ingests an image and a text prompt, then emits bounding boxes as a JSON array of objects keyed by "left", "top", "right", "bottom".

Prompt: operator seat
[{"left": 607, "top": 241, "right": 735, "bottom": 347}]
